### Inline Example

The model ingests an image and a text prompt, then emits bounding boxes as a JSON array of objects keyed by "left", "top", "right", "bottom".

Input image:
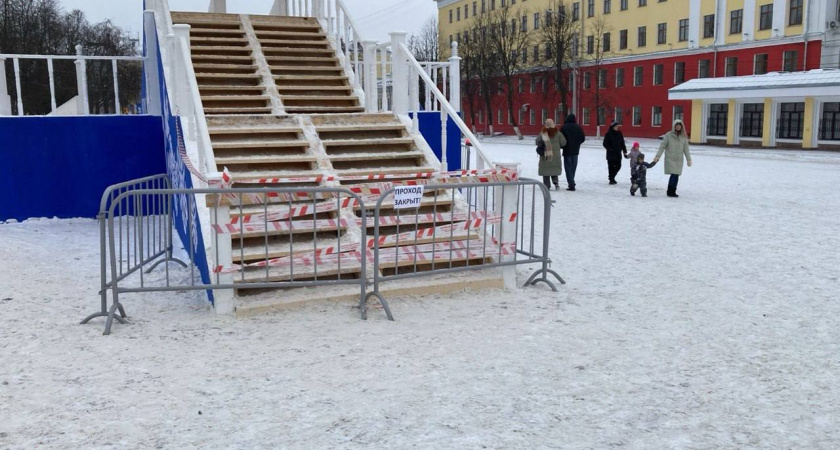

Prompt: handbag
[{"left": 536, "top": 141, "right": 545, "bottom": 156}]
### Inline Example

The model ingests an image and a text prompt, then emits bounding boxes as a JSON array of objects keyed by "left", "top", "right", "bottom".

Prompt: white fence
[{"left": 0, "top": 48, "right": 144, "bottom": 116}]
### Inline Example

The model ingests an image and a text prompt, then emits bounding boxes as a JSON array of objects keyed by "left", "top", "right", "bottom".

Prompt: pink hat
[{"left": 632, "top": 141, "right": 640, "bottom": 148}]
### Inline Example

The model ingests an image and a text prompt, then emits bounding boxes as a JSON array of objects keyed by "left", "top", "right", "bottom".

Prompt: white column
[
  {"left": 270, "top": 0, "right": 288, "bottom": 15},
  {"left": 0, "top": 58, "right": 11, "bottom": 115},
  {"left": 743, "top": 0, "right": 756, "bottom": 41},
  {"left": 688, "top": 0, "right": 702, "bottom": 49},
  {"left": 714, "top": 0, "right": 727, "bottom": 46},
  {"left": 75, "top": 45, "right": 89, "bottom": 115},
  {"left": 440, "top": 109, "right": 448, "bottom": 171},
  {"left": 173, "top": 24, "right": 193, "bottom": 119},
  {"left": 390, "top": 31, "right": 409, "bottom": 116},
  {"left": 207, "top": 173, "right": 235, "bottom": 314},
  {"left": 47, "top": 59, "right": 57, "bottom": 112},
  {"left": 449, "top": 41, "right": 461, "bottom": 113},
  {"left": 810, "top": 99, "right": 822, "bottom": 148},
  {"left": 767, "top": 99, "right": 778, "bottom": 147},
  {"left": 143, "top": 10, "right": 163, "bottom": 116},
  {"left": 494, "top": 162, "right": 521, "bottom": 291},
  {"left": 362, "top": 40, "right": 377, "bottom": 112},
  {"left": 208, "top": 0, "right": 226, "bottom": 13},
  {"left": 773, "top": 0, "right": 787, "bottom": 37}
]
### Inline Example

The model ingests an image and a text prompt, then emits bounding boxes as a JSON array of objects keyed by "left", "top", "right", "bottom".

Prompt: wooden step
[
  {"left": 280, "top": 95, "right": 356, "bottom": 101},
  {"left": 209, "top": 127, "right": 302, "bottom": 136},
  {"left": 284, "top": 106, "right": 365, "bottom": 113},
  {"left": 259, "top": 38, "right": 329, "bottom": 46},
  {"left": 213, "top": 140, "right": 310, "bottom": 150},
  {"left": 335, "top": 167, "right": 438, "bottom": 177},
  {"left": 271, "top": 65, "right": 343, "bottom": 73},
  {"left": 199, "top": 86, "right": 265, "bottom": 96},
  {"left": 322, "top": 137, "right": 415, "bottom": 146},
  {"left": 275, "top": 85, "right": 352, "bottom": 95},
  {"left": 189, "top": 28, "right": 245, "bottom": 38},
  {"left": 191, "top": 46, "right": 253, "bottom": 56},
  {"left": 204, "top": 107, "right": 273, "bottom": 114},
  {"left": 193, "top": 64, "right": 259, "bottom": 74},
  {"left": 329, "top": 152, "right": 425, "bottom": 162},
  {"left": 192, "top": 54, "right": 253, "bottom": 63},
  {"left": 215, "top": 154, "right": 317, "bottom": 165},
  {"left": 316, "top": 124, "right": 406, "bottom": 133},
  {"left": 201, "top": 95, "right": 269, "bottom": 102},
  {"left": 190, "top": 36, "right": 249, "bottom": 45},
  {"left": 254, "top": 30, "right": 327, "bottom": 39},
  {"left": 266, "top": 55, "right": 338, "bottom": 63}
]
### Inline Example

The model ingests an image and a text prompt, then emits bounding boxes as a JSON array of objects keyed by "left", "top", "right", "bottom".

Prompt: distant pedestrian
[
  {"left": 630, "top": 153, "right": 657, "bottom": 197},
  {"left": 559, "top": 114, "right": 585, "bottom": 191},
  {"left": 602, "top": 121, "right": 627, "bottom": 185},
  {"left": 536, "top": 119, "right": 566, "bottom": 190},
  {"left": 654, "top": 120, "right": 692, "bottom": 197},
  {"left": 625, "top": 141, "right": 641, "bottom": 184}
]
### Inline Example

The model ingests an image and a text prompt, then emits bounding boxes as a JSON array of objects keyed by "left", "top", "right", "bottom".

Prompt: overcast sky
[{"left": 57, "top": 0, "right": 438, "bottom": 43}]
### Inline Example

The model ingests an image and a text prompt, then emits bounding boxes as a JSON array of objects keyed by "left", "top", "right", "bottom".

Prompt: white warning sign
[{"left": 393, "top": 185, "right": 425, "bottom": 209}]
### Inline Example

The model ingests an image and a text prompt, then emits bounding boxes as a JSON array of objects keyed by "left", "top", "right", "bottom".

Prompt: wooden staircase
[{"left": 169, "top": 11, "right": 498, "bottom": 306}]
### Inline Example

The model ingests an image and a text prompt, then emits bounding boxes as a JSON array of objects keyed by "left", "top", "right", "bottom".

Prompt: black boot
[{"left": 667, "top": 189, "right": 679, "bottom": 198}]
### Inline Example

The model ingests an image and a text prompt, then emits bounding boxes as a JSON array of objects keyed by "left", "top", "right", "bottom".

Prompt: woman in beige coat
[
  {"left": 536, "top": 119, "right": 566, "bottom": 190},
  {"left": 654, "top": 120, "right": 692, "bottom": 197}
]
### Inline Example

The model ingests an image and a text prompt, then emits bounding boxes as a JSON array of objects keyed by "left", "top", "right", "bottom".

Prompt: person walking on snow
[
  {"left": 559, "top": 114, "right": 585, "bottom": 191},
  {"left": 630, "top": 153, "right": 657, "bottom": 197},
  {"left": 625, "top": 141, "right": 642, "bottom": 185},
  {"left": 602, "top": 121, "right": 628, "bottom": 185},
  {"left": 536, "top": 118, "right": 566, "bottom": 190},
  {"left": 654, "top": 120, "right": 692, "bottom": 197}
]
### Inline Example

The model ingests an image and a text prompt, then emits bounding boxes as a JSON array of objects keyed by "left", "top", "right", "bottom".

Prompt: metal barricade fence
[
  {"left": 81, "top": 180, "right": 373, "bottom": 335},
  {"left": 364, "top": 178, "right": 565, "bottom": 312}
]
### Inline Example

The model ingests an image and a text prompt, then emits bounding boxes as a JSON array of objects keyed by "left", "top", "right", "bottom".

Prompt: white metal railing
[
  {"left": 0, "top": 50, "right": 144, "bottom": 116},
  {"left": 146, "top": 0, "right": 215, "bottom": 176},
  {"left": 399, "top": 42, "right": 492, "bottom": 172}
]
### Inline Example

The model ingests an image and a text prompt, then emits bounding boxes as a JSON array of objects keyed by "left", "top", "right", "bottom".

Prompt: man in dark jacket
[
  {"left": 559, "top": 114, "right": 585, "bottom": 191},
  {"left": 602, "top": 121, "right": 628, "bottom": 185}
]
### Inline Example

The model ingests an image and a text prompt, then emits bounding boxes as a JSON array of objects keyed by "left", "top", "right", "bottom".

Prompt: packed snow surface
[{"left": 1, "top": 139, "right": 839, "bottom": 448}]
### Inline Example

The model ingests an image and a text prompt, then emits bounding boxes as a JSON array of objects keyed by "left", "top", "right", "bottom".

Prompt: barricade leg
[{"left": 524, "top": 182, "right": 566, "bottom": 291}]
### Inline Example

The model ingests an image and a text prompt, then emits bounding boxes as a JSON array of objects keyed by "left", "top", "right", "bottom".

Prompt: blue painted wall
[
  {"left": 0, "top": 115, "right": 165, "bottom": 221},
  {"left": 412, "top": 112, "right": 462, "bottom": 171}
]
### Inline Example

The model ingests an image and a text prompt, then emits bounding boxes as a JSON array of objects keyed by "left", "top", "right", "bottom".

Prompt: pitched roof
[{"left": 669, "top": 69, "right": 840, "bottom": 100}]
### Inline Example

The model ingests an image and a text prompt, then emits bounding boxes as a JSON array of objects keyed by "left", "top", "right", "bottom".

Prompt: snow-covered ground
[{"left": 1, "top": 139, "right": 839, "bottom": 448}]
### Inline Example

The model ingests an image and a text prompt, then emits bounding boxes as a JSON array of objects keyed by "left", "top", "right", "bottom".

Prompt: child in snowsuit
[
  {"left": 631, "top": 153, "right": 656, "bottom": 197},
  {"left": 625, "top": 141, "right": 642, "bottom": 184}
]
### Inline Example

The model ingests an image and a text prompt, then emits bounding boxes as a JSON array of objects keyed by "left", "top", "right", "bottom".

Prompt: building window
[
  {"left": 587, "top": 35, "right": 595, "bottom": 54},
  {"left": 598, "top": 107, "right": 607, "bottom": 126},
  {"left": 703, "top": 14, "right": 715, "bottom": 38},
  {"left": 582, "top": 107, "right": 591, "bottom": 125},
  {"left": 490, "top": 0, "right": 495, "bottom": 10},
  {"left": 678, "top": 19, "right": 689, "bottom": 42},
  {"left": 603, "top": 32, "right": 611, "bottom": 52},
  {"left": 545, "top": 45, "right": 553, "bottom": 59},
  {"left": 465, "top": 4, "right": 469, "bottom": 19},
  {"left": 652, "top": 106, "right": 663, "bottom": 126},
  {"left": 498, "top": 109, "right": 503, "bottom": 124},
  {"left": 518, "top": 78, "right": 524, "bottom": 94},
  {"left": 518, "top": 109, "right": 524, "bottom": 125},
  {"left": 638, "top": 26, "right": 647, "bottom": 47},
  {"left": 657, "top": 23, "right": 667, "bottom": 44},
  {"left": 777, "top": 102, "right": 805, "bottom": 139},
  {"left": 572, "top": 2, "right": 580, "bottom": 21},
  {"left": 789, "top": 0, "right": 803, "bottom": 26},
  {"left": 598, "top": 69, "right": 608, "bottom": 88},
  {"left": 620, "top": 0, "right": 628, "bottom": 10},
  {"left": 473, "top": 1, "right": 477, "bottom": 16},
  {"left": 587, "top": 0, "right": 595, "bottom": 17},
  {"left": 604, "top": 0, "right": 611, "bottom": 14},
  {"left": 707, "top": 104, "right": 728, "bottom": 136},
  {"left": 533, "top": 12, "right": 540, "bottom": 29},
  {"left": 481, "top": 0, "right": 486, "bottom": 13},
  {"left": 449, "top": 9, "right": 453, "bottom": 23},
  {"left": 508, "top": 110, "right": 512, "bottom": 125},
  {"left": 619, "top": 29, "right": 628, "bottom": 49},
  {"left": 820, "top": 103, "right": 840, "bottom": 141},
  {"left": 478, "top": 109, "right": 483, "bottom": 123},
  {"left": 639, "top": 0, "right": 647, "bottom": 6},
  {"left": 740, "top": 103, "right": 764, "bottom": 137},
  {"left": 616, "top": 67, "right": 625, "bottom": 87},
  {"left": 699, "top": 59, "right": 711, "bottom": 78},
  {"left": 653, "top": 64, "right": 663, "bottom": 85},
  {"left": 530, "top": 77, "right": 537, "bottom": 93},
  {"left": 633, "top": 66, "right": 643, "bottom": 86},
  {"left": 584, "top": 72, "right": 592, "bottom": 89},
  {"left": 725, "top": 57, "right": 738, "bottom": 77},
  {"left": 673, "top": 105, "right": 684, "bottom": 121},
  {"left": 542, "top": 108, "right": 548, "bottom": 124},
  {"left": 730, "top": 9, "right": 743, "bottom": 34},
  {"left": 754, "top": 54, "right": 768, "bottom": 74},
  {"left": 632, "top": 106, "right": 642, "bottom": 126},
  {"left": 533, "top": 45, "right": 540, "bottom": 61},
  {"left": 759, "top": 4, "right": 773, "bottom": 30},
  {"left": 522, "top": 15, "right": 528, "bottom": 31},
  {"left": 674, "top": 61, "right": 685, "bottom": 83},
  {"left": 783, "top": 50, "right": 799, "bottom": 71},
  {"left": 572, "top": 35, "right": 579, "bottom": 57},
  {"left": 615, "top": 107, "right": 623, "bottom": 124},
  {"left": 522, "top": 50, "right": 528, "bottom": 64},
  {"left": 530, "top": 108, "right": 536, "bottom": 125}
]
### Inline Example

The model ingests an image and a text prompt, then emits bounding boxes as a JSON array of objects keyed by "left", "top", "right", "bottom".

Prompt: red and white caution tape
[
  {"left": 214, "top": 240, "right": 516, "bottom": 274},
  {"left": 213, "top": 218, "right": 348, "bottom": 235},
  {"left": 356, "top": 211, "right": 493, "bottom": 227},
  {"left": 365, "top": 212, "right": 517, "bottom": 248}
]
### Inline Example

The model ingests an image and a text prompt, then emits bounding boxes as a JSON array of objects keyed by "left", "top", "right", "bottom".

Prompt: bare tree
[
  {"left": 0, "top": 0, "right": 139, "bottom": 115},
  {"left": 458, "top": 31, "right": 481, "bottom": 133},
  {"left": 488, "top": 3, "right": 531, "bottom": 139},
  {"left": 466, "top": 10, "right": 500, "bottom": 136},
  {"left": 408, "top": 16, "right": 439, "bottom": 62},
  {"left": 537, "top": 0, "right": 579, "bottom": 118},
  {"left": 582, "top": 16, "right": 612, "bottom": 135}
]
